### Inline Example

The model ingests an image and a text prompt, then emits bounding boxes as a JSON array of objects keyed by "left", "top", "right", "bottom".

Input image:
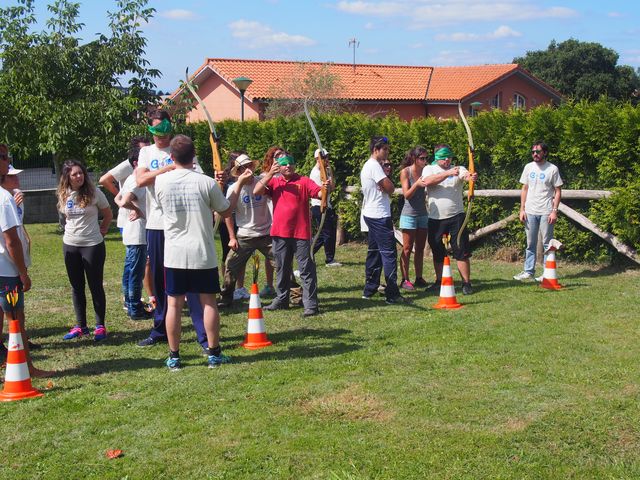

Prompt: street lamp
[
  {"left": 470, "top": 101, "right": 482, "bottom": 117},
  {"left": 232, "top": 76, "right": 253, "bottom": 121}
]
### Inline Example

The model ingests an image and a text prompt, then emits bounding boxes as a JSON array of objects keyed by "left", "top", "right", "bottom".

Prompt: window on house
[
  {"left": 513, "top": 93, "right": 526, "bottom": 109},
  {"left": 490, "top": 93, "right": 501, "bottom": 109}
]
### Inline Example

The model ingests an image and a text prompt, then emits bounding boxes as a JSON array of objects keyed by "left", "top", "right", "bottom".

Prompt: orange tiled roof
[
  {"left": 426, "top": 64, "right": 519, "bottom": 101},
  {"left": 202, "top": 58, "right": 433, "bottom": 101}
]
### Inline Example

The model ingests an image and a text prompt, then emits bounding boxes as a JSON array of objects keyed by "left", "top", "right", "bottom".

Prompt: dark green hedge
[{"left": 185, "top": 99, "right": 640, "bottom": 264}]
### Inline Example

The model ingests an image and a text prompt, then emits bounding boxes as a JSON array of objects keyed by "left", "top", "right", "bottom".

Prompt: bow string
[{"left": 457, "top": 101, "right": 475, "bottom": 248}]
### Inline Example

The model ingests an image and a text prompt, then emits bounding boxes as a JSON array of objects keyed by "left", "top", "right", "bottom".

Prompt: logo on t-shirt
[
  {"left": 539, "top": 173, "right": 546, "bottom": 180},
  {"left": 150, "top": 159, "right": 159, "bottom": 170},
  {"left": 242, "top": 194, "right": 250, "bottom": 204},
  {"left": 255, "top": 194, "right": 262, "bottom": 201},
  {"left": 529, "top": 172, "right": 536, "bottom": 179},
  {"left": 66, "top": 200, "right": 74, "bottom": 209}
]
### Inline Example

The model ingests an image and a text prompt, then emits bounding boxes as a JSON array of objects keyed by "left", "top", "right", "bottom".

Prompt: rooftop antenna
[{"left": 348, "top": 37, "right": 360, "bottom": 74}]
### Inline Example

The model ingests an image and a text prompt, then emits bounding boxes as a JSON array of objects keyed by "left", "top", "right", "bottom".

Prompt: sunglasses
[
  {"left": 418, "top": 155, "right": 428, "bottom": 160},
  {"left": 382, "top": 162, "right": 392, "bottom": 168},
  {"left": 531, "top": 149, "right": 544, "bottom": 154}
]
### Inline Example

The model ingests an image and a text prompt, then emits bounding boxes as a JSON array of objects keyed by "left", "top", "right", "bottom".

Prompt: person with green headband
[
  {"left": 422, "top": 143, "right": 478, "bottom": 295},
  {"left": 253, "top": 150, "right": 327, "bottom": 317}
]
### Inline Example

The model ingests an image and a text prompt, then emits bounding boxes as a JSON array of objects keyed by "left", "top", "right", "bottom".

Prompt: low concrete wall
[{"left": 23, "top": 188, "right": 117, "bottom": 224}]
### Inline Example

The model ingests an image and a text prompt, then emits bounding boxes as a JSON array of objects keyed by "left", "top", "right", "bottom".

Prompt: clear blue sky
[{"left": 4, "top": 0, "right": 639, "bottom": 92}]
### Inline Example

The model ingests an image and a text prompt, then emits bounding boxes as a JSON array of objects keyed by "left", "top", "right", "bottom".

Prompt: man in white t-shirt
[
  {"left": 217, "top": 154, "right": 275, "bottom": 308},
  {"left": 513, "top": 141, "right": 563, "bottom": 281},
  {"left": 422, "top": 144, "right": 478, "bottom": 295},
  {"left": 360, "top": 136, "right": 405, "bottom": 304},
  {"left": 310, "top": 148, "right": 341, "bottom": 267},
  {"left": 0, "top": 144, "right": 51, "bottom": 377},
  {"left": 134, "top": 110, "right": 209, "bottom": 350},
  {"left": 115, "top": 153, "right": 150, "bottom": 320},
  {"left": 155, "top": 135, "right": 252, "bottom": 371}
]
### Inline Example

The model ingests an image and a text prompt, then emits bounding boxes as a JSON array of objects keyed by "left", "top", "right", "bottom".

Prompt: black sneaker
[
  {"left": 385, "top": 295, "right": 410, "bottom": 305},
  {"left": 414, "top": 277, "right": 429, "bottom": 288},
  {"left": 129, "top": 310, "right": 153, "bottom": 320},
  {"left": 462, "top": 282, "right": 473, "bottom": 295},
  {"left": 217, "top": 297, "right": 233, "bottom": 308},
  {"left": 137, "top": 336, "right": 161, "bottom": 347},
  {"left": 302, "top": 309, "right": 320, "bottom": 317},
  {"left": 425, "top": 281, "right": 441, "bottom": 292}
]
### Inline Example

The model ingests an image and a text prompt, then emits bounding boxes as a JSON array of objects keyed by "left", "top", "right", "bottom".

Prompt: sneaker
[
  {"left": 303, "top": 308, "right": 320, "bottom": 317},
  {"left": 325, "top": 261, "right": 342, "bottom": 267},
  {"left": 94, "top": 325, "right": 108, "bottom": 341},
  {"left": 535, "top": 275, "right": 543, "bottom": 282},
  {"left": 414, "top": 277, "right": 429, "bottom": 288},
  {"left": 385, "top": 295, "right": 410, "bottom": 305},
  {"left": 378, "top": 284, "right": 386, "bottom": 294},
  {"left": 264, "top": 302, "right": 288, "bottom": 311},
  {"left": 513, "top": 271, "right": 533, "bottom": 281},
  {"left": 129, "top": 310, "right": 153, "bottom": 320},
  {"left": 137, "top": 336, "right": 162, "bottom": 347},
  {"left": 259, "top": 285, "right": 276, "bottom": 297},
  {"left": 217, "top": 297, "right": 233, "bottom": 308},
  {"left": 207, "top": 353, "right": 231, "bottom": 368},
  {"left": 425, "top": 281, "right": 441, "bottom": 292},
  {"left": 63, "top": 325, "right": 90, "bottom": 340},
  {"left": 361, "top": 294, "right": 373, "bottom": 300},
  {"left": 166, "top": 356, "right": 181, "bottom": 371},
  {"left": 233, "top": 287, "right": 251, "bottom": 301},
  {"left": 400, "top": 279, "right": 415, "bottom": 291},
  {"left": 462, "top": 282, "right": 473, "bottom": 295}
]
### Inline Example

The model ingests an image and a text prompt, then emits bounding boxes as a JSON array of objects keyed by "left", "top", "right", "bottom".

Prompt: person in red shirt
[{"left": 254, "top": 151, "right": 326, "bottom": 317}]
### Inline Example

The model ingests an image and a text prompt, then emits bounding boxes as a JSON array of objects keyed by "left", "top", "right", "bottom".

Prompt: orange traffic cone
[
  {"left": 433, "top": 256, "right": 463, "bottom": 309},
  {"left": 0, "top": 319, "right": 43, "bottom": 401},
  {"left": 540, "top": 250, "right": 562, "bottom": 290},
  {"left": 241, "top": 283, "right": 272, "bottom": 350}
]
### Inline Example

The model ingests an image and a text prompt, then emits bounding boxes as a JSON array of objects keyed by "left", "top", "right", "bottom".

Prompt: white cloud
[
  {"left": 159, "top": 9, "right": 197, "bottom": 20},
  {"left": 428, "top": 48, "right": 498, "bottom": 66},
  {"left": 229, "top": 19, "right": 316, "bottom": 48},
  {"left": 364, "top": 22, "right": 375, "bottom": 29},
  {"left": 335, "top": 1, "right": 578, "bottom": 26},
  {"left": 436, "top": 25, "right": 522, "bottom": 42}
]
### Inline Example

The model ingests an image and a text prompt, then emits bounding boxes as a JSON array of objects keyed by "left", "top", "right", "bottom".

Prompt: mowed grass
[{"left": 1, "top": 224, "right": 639, "bottom": 479}]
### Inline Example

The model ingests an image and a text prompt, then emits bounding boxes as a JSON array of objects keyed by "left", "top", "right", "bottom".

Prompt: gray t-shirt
[
  {"left": 400, "top": 166, "right": 427, "bottom": 217},
  {"left": 227, "top": 177, "right": 271, "bottom": 238},
  {"left": 422, "top": 164, "right": 468, "bottom": 220},
  {"left": 62, "top": 188, "right": 110, "bottom": 246}
]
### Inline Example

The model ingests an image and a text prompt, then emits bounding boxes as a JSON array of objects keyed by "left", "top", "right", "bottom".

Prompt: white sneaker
[
  {"left": 233, "top": 287, "right": 250, "bottom": 300},
  {"left": 325, "top": 261, "right": 342, "bottom": 267},
  {"left": 513, "top": 271, "right": 533, "bottom": 281},
  {"left": 535, "top": 275, "right": 543, "bottom": 282}
]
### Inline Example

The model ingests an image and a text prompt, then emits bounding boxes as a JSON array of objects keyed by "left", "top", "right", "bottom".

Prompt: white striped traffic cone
[
  {"left": 540, "top": 249, "right": 562, "bottom": 290},
  {"left": 241, "top": 283, "right": 272, "bottom": 350},
  {"left": 433, "top": 256, "right": 463, "bottom": 309},
  {"left": 0, "top": 319, "right": 44, "bottom": 401}
]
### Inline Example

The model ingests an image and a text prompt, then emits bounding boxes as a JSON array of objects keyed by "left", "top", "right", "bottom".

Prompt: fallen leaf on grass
[
  {"left": 45, "top": 380, "right": 54, "bottom": 390},
  {"left": 106, "top": 449, "right": 123, "bottom": 459}
]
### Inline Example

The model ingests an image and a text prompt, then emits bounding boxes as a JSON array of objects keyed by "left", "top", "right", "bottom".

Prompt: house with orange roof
[{"left": 169, "top": 58, "right": 562, "bottom": 122}]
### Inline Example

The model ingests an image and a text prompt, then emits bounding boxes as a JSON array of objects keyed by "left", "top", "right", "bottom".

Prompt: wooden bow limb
[
  {"left": 457, "top": 102, "right": 476, "bottom": 249},
  {"left": 185, "top": 68, "right": 224, "bottom": 233},
  {"left": 304, "top": 100, "right": 328, "bottom": 259}
]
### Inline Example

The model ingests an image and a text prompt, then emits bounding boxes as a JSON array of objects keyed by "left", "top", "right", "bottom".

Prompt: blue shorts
[
  {"left": 0, "top": 276, "right": 25, "bottom": 311},
  {"left": 399, "top": 214, "right": 429, "bottom": 230},
  {"left": 165, "top": 267, "right": 220, "bottom": 296}
]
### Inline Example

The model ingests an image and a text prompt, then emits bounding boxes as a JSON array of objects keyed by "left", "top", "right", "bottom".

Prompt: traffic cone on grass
[
  {"left": 433, "top": 256, "right": 463, "bottom": 309},
  {"left": 241, "top": 283, "right": 272, "bottom": 350},
  {"left": 0, "top": 319, "right": 44, "bottom": 401},
  {"left": 540, "top": 249, "right": 562, "bottom": 290}
]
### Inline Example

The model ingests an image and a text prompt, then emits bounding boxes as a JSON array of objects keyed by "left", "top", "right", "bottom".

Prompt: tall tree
[
  {"left": 0, "top": 0, "right": 159, "bottom": 170},
  {"left": 514, "top": 39, "right": 640, "bottom": 101}
]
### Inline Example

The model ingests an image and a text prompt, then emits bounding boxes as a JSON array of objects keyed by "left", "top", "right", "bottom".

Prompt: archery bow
[
  {"left": 303, "top": 99, "right": 328, "bottom": 258},
  {"left": 456, "top": 101, "right": 476, "bottom": 249},
  {"left": 184, "top": 68, "right": 224, "bottom": 232}
]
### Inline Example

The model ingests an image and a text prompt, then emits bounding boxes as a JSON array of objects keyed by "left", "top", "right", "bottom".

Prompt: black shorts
[
  {"left": 427, "top": 213, "right": 471, "bottom": 262},
  {"left": 165, "top": 267, "right": 220, "bottom": 296}
]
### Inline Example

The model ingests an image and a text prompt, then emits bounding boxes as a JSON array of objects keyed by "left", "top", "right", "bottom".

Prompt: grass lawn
[{"left": 1, "top": 223, "right": 639, "bottom": 479}]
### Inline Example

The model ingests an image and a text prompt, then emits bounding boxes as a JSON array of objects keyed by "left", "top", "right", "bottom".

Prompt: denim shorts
[
  {"left": 399, "top": 214, "right": 429, "bottom": 230},
  {"left": 0, "top": 276, "right": 25, "bottom": 311}
]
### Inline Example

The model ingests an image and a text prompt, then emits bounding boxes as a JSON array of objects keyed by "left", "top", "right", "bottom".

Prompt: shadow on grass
[{"left": 561, "top": 265, "right": 631, "bottom": 279}]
